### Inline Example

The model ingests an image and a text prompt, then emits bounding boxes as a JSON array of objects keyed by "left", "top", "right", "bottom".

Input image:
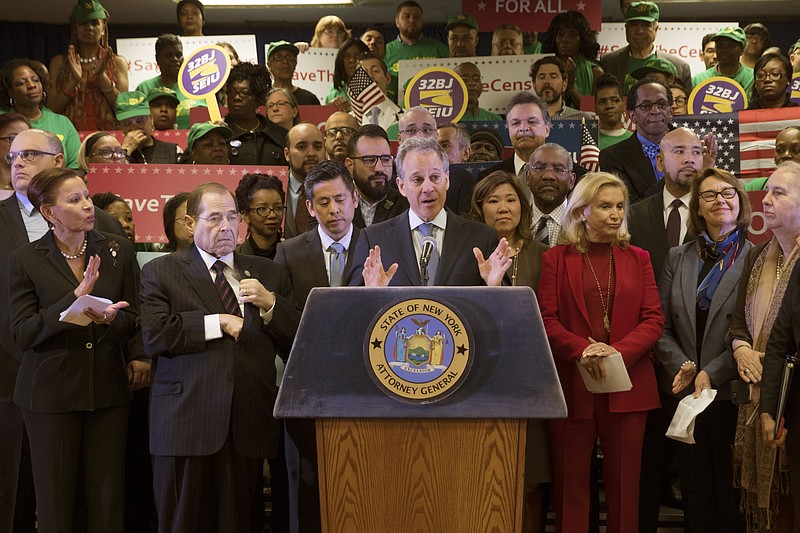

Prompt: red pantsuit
[{"left": 538, "top": 244, "right": 663, "bottom": 533}]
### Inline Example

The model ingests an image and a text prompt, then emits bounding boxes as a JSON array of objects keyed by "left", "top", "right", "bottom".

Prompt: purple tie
[{"left": 666, "top": 199, "right": 682, "bottom": 248}]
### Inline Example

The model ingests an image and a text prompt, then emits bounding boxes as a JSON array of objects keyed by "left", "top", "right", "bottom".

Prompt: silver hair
[{"left": 396, "top": 136, "right": 449, "bottom": 180}]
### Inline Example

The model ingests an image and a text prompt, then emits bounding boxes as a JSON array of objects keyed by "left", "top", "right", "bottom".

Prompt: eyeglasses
[
  {"left": 0, "top": 134, "right": 18, "bottom": 144},
  {"left": 634, "top": 100, "right": 671, "bottom": 112},
  {"left": 248, "top": 205, "right": 286, "bottom": 217},
  {"left": 398, "top": 126, "right": 436, "bottom": 136},
  {"left": 225, "top": 89, "right": 253, "bottom": 99},
  {"left": 324, "top": 127, "right": 356, "bottom": 139},
  {"left": 269, "top": 54, "right": 297, "bottom": 64},
  {"left": 699, "top": 187, "right": 737, "bottom": 203},
  {"left": 672, "top": 97, "right": 687, "bottom": 106},
  {"left": 351, "top": 155, "right": 394, "bottom": 167},
  {"left": 494, "top": 39, "right": 521, "bottom": 48},
  {"left": 755, "top": 71, "right": 786, "bottom": 82},
  {"left": 91, "top": 147, "right": 126, "bottom": 160},
  {"left": 267, "top": 101, "right": 293, "bottom": 110},
  {"left": 197, "top": 213, "right": 241, "bottom": 227},
  {"left": 4, "top": 149, "right": 58, "bottom": 164},
  {"left": 530, "top": 162, "right": 570, "bottom": 174}
]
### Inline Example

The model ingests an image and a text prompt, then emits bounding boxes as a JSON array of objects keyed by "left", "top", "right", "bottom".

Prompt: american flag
[
  {"left": 347, "top": 66, "right": 385, "bottom": 122},
  {"left": 579, "top": 120, "right": 600, "bottom": 172},
  {"left": 672, "top": 108, "right": 800, "bottom": 181}
]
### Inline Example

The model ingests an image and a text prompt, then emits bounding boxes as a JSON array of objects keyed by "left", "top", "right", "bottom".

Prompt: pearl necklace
[
  {"left": 60, "top": 235, "right": 88, "bottom": 260},
  {"left": 79, "top": 56, "right": 98, "bottom": 64},
  {"left": 776, "top": 249, "right": 785, "bottom": 282}
]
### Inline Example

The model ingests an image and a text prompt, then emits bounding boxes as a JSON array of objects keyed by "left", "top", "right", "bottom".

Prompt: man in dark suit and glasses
[
  {"left": 628, "top": 126, "right": 703, "bottom": 533},
  {"left": 343, "top": 124, "right": 408, "bottom": 229},
  {"left": 274, "top": 160, "right": 359, "bottom": 532},
  {"left": 0, "top": 129, "right": 127, "bottom": 533},
  {"left": 140, "top": 182, "right": 300, "bottom": 533},
  {"left": 348, "top": 136, "right": 511, "bottom": 287}
]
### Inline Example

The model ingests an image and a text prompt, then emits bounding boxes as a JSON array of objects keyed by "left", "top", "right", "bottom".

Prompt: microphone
[{"left": 420, "top": 236, "right": 436, "bottom": 269}]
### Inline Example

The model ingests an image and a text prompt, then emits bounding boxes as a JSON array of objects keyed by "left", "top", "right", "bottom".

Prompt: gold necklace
[
  {"left": 585, "top": 246, "right": 613, "bottom": 333},
  {"left": 510, "top": 245, "right": 521, "bottom": 286},
  {"left": 777, "top": 248, "right": 785, "bottom": 282}
]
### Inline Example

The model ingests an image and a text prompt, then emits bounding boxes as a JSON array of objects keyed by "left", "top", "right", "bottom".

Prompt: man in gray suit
[
  {"left": 274, "top": 160, "right": 359, "bottom": 533},
  {"left": 140, "top": 182, "right": 300, "bottom": 532},
  {"left": 600, "top": 1, "right": 691, "bottom": 93}
]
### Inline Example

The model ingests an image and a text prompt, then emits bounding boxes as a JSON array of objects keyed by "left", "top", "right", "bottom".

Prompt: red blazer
[{"left": 538, "top": 244, "right": 663, "bottom": 418}]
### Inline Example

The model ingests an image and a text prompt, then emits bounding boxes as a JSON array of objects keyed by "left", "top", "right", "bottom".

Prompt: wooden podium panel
[{"left": 316, "top": 418, "right": 525, "bottom": 533}]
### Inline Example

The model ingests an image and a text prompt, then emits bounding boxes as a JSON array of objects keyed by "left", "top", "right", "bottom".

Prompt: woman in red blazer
[{"left": 538, "top": 172, "right": 664, "bottom": 533}]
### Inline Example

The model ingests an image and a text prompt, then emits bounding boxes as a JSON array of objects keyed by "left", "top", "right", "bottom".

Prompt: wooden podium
[{"left": 274, "top": 287, "right": 566, "bottom": 533}]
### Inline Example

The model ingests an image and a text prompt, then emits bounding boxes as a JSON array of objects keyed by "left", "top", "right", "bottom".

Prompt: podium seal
[{"left": 365, "top": 297, "right": 473, "bottom": 403}]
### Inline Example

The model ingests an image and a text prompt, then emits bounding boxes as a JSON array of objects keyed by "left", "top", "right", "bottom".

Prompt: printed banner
[
  {"left": 86, "top": 164, "right": 287, "bottom": 243},
  {"left": 747, "top": 190, "right": 770, "bottom": 244},
  {"left": 597, "top": 22, "right": 738, "bottom": 78},
  {"left": 284, "top": 47, "right": 337, "bottom": 104},
  {"left": 118, "top": 35, "right": 258, "bottom": 91},
  {"left": 463, "top": 0, "right": 601, "bottom": 32},
  {"left": 398, "top": 54, "right": 546, "bottom": 114},
  {"left": 404, "top": 67, "right": 468, "bottom": 123},
  {"left": 791, "top": 73, "right": 800, "bottom": 105},
  {"left": 688, "top": 77, "right": 748, "bottom": 114}
]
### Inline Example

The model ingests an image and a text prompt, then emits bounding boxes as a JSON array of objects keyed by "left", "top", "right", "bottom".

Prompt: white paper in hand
[
  {"left": 59, "top": 295, "right": 113, "bottom": 326},
  {"left": 666, "top": 388, "right": 718, "bottom": 444},
  {"left": 576, "top": 351, "right": 632, "bottom": 393}
]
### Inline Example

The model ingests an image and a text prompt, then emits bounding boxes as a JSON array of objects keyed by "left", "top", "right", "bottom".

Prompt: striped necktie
[{"left": 212, "top": 261, "right": 241, "bottom": 317}]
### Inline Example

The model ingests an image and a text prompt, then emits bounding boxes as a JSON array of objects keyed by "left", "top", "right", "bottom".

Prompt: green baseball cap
[
  {"left": 632, "top": 58, "right": 678, "bottom": 80},
  {"left": 115, "top": 91, "right": 150, "bottom": 121},
  {"left": 146, "top": 87, "right": 180, "bottom": 106},
  {"left": 72, "top": 0, "right": 106, "bottom": 23},
  {"left": 267, "top": 41, "right": 300, "bottom": 60},
  {"left": 186, "top": 122, "right": 233, "bottom": 151},
  {"left": 714, "top": 27, "right": 747, "bottom": 47},
  {"left": 625, "top": 1, "right": 659, "bottom": 23},
  {"left": 446, "top": 13, "right": 478, "bottom": 32},
  {"left": 790, "top": 38, "right": 800, "bottom": 55}
]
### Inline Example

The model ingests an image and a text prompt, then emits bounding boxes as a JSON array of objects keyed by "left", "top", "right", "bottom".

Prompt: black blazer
[
  {"left": 599, "top": 133, "right": 662, "bottom": 202},
  {"left": 274, "top": 226, "right": 360, "bottom": 309},
  {"left": 353, "top": 187, "right": 408, "bottom": 229},
  {"left": 347, "top": 209, "right": 498, "bottom": 286},
  {"left": 9, "top": 229, "right": 140, "bottom": 412},
  {"left": 628, "top": 190, "right": 695, "bottom": 284},
  {"left": 446, "top": 166, "right": 476, "bottom": 216},
  {"left": 0, "top": 194, "right": 124, "bottom": 401},
  {"left": 140, "top": 246, "right": 300, "bottom": 458}
]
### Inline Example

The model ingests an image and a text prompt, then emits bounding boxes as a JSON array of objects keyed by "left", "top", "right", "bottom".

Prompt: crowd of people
[{"left": 2, "top": 0, "right": 800, "bottom": 532}]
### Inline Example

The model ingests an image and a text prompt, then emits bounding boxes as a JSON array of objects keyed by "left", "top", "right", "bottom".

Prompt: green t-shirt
[
  {"left": 135, "top": 76, "right": 207, "bottom": 130},
  {"left": 599, "top": 129, "right": 633, "bottom": 151},
  {"left": 691, "top": 64, "right": 755, "bottom": 97},
  {"left": 460, "top": 107, "right": 503, "bottom": 122},
  {"left": 385, "top": 36, "right": 449, "bottom": 104},
  {"left": 622, "top": 54, "right": 654, "bottom": 93},
  {"left": 23, "top": 107, "right": 80, "bottom": 170},
  {"left": 324, "top": 84, "right": 348, "bottom": 106},
  {"left": 574, "top": 55, "right": 597, "bottom": 100},
  {"left": 524, "top": 41, "right": 542, "bottom": 55},
  {"left": 744, "top": 177, "right": 768, "bottom": 191}
]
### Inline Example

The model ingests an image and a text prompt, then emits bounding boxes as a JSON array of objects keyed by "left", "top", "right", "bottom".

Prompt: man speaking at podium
[{"left": 347, "top": 136, "right": 511, "bottom": 287}]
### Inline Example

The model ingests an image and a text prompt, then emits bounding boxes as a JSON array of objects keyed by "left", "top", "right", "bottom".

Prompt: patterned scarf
[{"left": 696, "top": 228, "right": 744, "bottom": 310}]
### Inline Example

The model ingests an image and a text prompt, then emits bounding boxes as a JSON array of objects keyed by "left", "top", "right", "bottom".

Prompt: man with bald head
[
  {"left": 0, "top": 129, "right": 126, "bottom": 532},
  {"left": 284, "top": 123, "right": 326, "bottom": 238},
  {"left": 324, "top": 112, "right": 359, "bottom": 163},
  {"left": 398, "top": 107, "right": 475, "bottom": 215},
  {"left": 628, "top": 126, "right": 705, "bottom": 533}
]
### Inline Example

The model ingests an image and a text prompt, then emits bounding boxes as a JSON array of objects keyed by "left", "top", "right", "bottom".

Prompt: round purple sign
[
  {"left": 178, "top": 45, "right": 231, "bottom": 100},
  {"left": 404, "top": 67, "right": 468, "bottom": 124},
  {"left": 790, "top": 73, "right": 800, "bottom": 106},
  {"left": 688, "top": 76, "right": 748, "bottom": 114}
]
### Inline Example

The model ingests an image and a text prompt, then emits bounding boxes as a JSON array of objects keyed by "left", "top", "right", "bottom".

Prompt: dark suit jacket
[
  {"left": 655, "top": 239, "right": 750, "bottom": 401},
  {"left": 538, "top": 244, "right": 663, "bottom": 418},
  {"left": 724, "top": 241, "right": 768, "bottom": 353},
  {"left": 347, "top": 209, "right": 498, "bottom": 286},
  {"left": 353, "top": 187, "right": 408, "bottom": 229},
  {"left": 600, "top": 133, "right": 662, "bottom": 202},
  {"left": 9, "top": 229, "right": 140, "bottom": 412},
  {"left": 274, "top": 226, "right": 360, "bottom": 309},
  {"left": 446, "top": 166, "right": 476, "bottom": 216},
  {"left": 0, "top": 194, "right": 124, "bottom": 401},
  {"left": 761, "top": 255, "right": 800, "bottom": 431},
  {"left": 628, "top": 191, "right": 696, "bottom": 283},
  {"left": 140, "top": 246, "right": 300, "bottom": 458},
  {"left": 600, "top": 46, "right": 692, "bottom": 93}
]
